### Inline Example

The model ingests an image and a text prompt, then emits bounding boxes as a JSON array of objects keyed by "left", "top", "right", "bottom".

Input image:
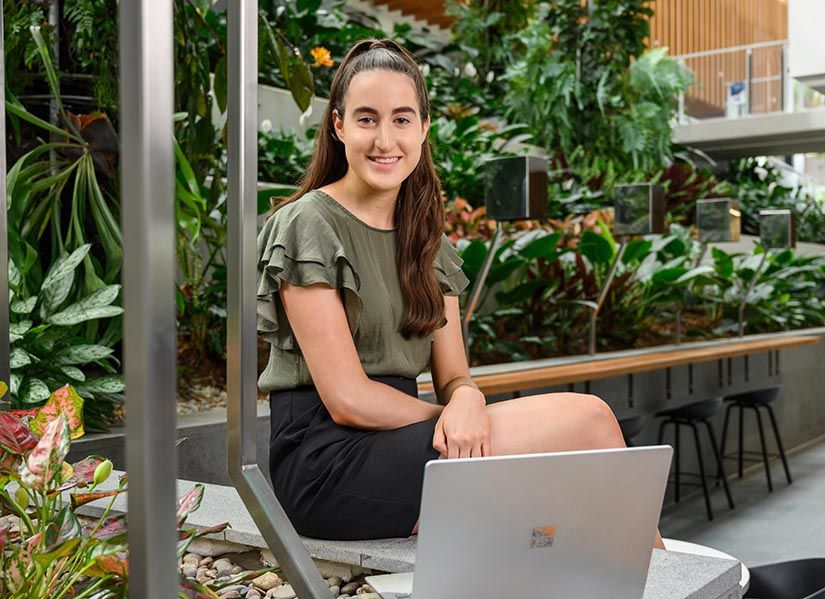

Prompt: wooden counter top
[{"left": 419, "top": 335, "right": 820, "bottom": 397}]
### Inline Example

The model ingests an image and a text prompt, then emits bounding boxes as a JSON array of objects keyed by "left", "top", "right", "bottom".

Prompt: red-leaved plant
[{"left": 0, "top": 383, "right": 274, "bottom": 598}]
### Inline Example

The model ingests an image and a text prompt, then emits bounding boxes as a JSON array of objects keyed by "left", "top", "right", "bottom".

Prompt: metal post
[
  {"left": 780, "top": 43, "right": 786, "bottom": 113},
  {"left": 588, "top": 242, "right": 627, "bottom": 355},
  {"left": 225, "top": 2, "right": 329, "bottom": 597},
  {"left": 738, "top": 251, "right": 769, "bottom": 338},
  {"left": 745, "top": 47, "right": 753, "bottom": 115},
  {"left": 461, "top": 226, "right": 504, "bottom": 357},
  {"left": 0, "top": 3, "right": 10, "bottom": 387},
  {"left": 120, "top": 1, "right": 178, "bottom": 597}
]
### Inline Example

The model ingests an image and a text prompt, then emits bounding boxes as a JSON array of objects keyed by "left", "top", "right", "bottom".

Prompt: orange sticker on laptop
[{"left": 530, "top": 525, "right": 556, "bottom": 548}]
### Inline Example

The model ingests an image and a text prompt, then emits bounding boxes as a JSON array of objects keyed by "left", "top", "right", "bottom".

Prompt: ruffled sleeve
[
  {"left": 256, "top": 200, "right": 362, "bottom": 351},
  {"left": 434, "top": 234, "right": 470, "bottom": 296}
]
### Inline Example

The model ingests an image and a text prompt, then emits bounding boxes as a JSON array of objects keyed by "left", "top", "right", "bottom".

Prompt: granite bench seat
[{"left": 79, "top": 473, "right": 742, "bottom": 599}]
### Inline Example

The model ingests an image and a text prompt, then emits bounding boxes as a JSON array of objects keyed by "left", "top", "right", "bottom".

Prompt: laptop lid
[{"left": 410, "top": 446, "right": 672, "bottom": 599}]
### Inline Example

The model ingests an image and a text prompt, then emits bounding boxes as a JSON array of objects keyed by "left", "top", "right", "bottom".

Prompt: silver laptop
[{"left": 367, "top": 446, "right": 672, "bottom": 599}]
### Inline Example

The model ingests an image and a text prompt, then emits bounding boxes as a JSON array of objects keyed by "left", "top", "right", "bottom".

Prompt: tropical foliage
[{"left": 0, "top": 389, "right": 276, "bottom": 598}]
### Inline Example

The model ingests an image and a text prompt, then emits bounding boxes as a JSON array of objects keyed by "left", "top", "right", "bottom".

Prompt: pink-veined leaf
[
  {"left": 18, "top": 414, "right": 70, "bottom": 491},
  {"left": 29, "top": 385, "right": 85, "bottom": 440},
  {"left": 176, "top": 483, "right": 205, "bottom": 527},
  {"left": 0, "top": 522, "right": 8, "bottom": 551},
  {"left": 177, "top": 522, "right": 230, "bottom": 558},
  {"left": 87, "top": 554, "right": 129, "bottom": 578},
  {"left": 0, "top": 449, "right": 21, "bottom": 476},
  {"left": 70, "top": 487, "right": 127, "bottom": 510},
  {"left": 0, "top": 381, "right": 7, "bottom": 399},
  {"left": 8, "top": 408, "right": 38, "bottom": 419},
  {"left": 0, "top": 412, "right": 39, "bottom": 455},
  {"left": 85, "top": 514, "right": 127, "bottom": 542},
  {"left": 70, "top": 455, "right": 106, "bottom": 487},
  {"left": 33, "top": 511, "right": 82, "bottom": 566}
]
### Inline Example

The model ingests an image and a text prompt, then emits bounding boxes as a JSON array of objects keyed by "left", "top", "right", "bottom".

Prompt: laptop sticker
[{"left": 530, "top": 525, "right": 556, "bottom": 548}]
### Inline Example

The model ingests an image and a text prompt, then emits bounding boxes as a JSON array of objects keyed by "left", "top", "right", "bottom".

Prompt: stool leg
[
  {"left": 703, "top": 419, "right": 735, "bottom": 510},
  {"left": 657, "top": 419, "right": 668, "bottom": 446},
  {"left": 753, "top": 406, "right": 774, "bottom": 492},
  {"left": 719, "top": 402, "right": 736, "bottom": 486},
  {"left": 674, "top": 422, "right": 681, "bottom": 503},
  {"left": 738, "top": 403, "right": 745, "bottom": 478},
  {"left": 764, "top": 403, "right": 792, "bottom": 485},
  {"left": 689, "top": 422, "right": 714, "bottom": 521}
]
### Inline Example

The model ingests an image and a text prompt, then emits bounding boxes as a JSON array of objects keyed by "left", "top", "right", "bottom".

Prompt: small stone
[
  {"left": 356, "top": 585, "right": 375, "bottom": 594},
  {"left": 219, "top": 585, "right": 248, "bottom": 595},
  {"left": 246, "top": 591, "right": 262, "bottom": 599},
  {"left": 271, "top": 584, "right": 297, "bottom": 599},
  {"left": 340, "top": 582, "right": 360, "bottom": 594},
  {"left": 329, "top": 585, "right": 340, "bottom": 596},
  {"left": 231, "top": 565, "right": 244, "bottom": 575},
  {"left": 196, "top": 566, "right": 215, "bottom": 579},
  {"left": 356, "top": 594, "right": 380, "bottom": 599},
  {"left": 219, "top": 592, "right": 241, "bottom": 599},
  {"left": 199, "top": 556, "right": 214, "bottom": 567},
  {"left": 182, "top": 563, "right": 198, "bottom": 579},
  {"left": 327, "top": 576, "right": 343, "bottom": 587},
  {"left": 184, "top": 553, "right": 202, "bottom": 564},
  {"left": 252, "top": 572, "right": 282, "bottom": 591},
  {"left": 214, "top": 558, "right": 234, "bottom": 577}
]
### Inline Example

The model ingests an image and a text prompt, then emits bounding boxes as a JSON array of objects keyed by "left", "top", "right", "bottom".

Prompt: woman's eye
[
  {"left": 396, "top": 117, "right": 411, "bottom": 125},
  {"left": 358, "top": 117, "right": 374, "bottom": 124}
]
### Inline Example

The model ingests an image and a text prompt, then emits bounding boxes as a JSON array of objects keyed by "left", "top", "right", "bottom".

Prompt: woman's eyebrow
[{"left": 352, "top": 106, "right": 417, "bottom": 116}]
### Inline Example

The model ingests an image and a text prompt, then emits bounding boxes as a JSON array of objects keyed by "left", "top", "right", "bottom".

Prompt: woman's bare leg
[{"left": 411, "top": 392, "right": 666, "bottom": 549}]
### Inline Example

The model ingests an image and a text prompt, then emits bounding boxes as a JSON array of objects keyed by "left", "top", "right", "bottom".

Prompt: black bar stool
[
  {"left": 745, "top": 558, "right": 825, "bottom": 599},
  {"left": 720, "top": 385, "right": 792, "bottom": 493},
  {"left": 655, "top": 397, "right": 735, "bottom": 521},
  {"left": 619, "top": 415, "right": 648, "bottom": 447}
]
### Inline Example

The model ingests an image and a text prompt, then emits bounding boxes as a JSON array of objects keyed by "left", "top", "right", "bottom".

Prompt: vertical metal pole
[
  {"left": 779, "top": 44, "right": 788, "bottom": 112},
  {"left": 462, "top": 226, "right": 504, "bottom": 357},
  {"left": 120, "top": 1, "right": 178, "bottom": 597},
  {"left": 226, "top": 2, "right": 329, "bottom": 597},
  {"left": 745, "top": 47, "right": 753, "bottom": 115},
  {"left": 588, "top": 242, "right": 627, "bottom": 355},
  {"left": 0, "top": 3, "right": 9, "bottom": 387}
]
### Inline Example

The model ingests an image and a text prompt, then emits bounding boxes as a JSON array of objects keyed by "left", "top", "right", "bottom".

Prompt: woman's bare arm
[
  {"left": 279, "top": 280, "right": 442, "bottom": 430},
  {"left": 429, "top": 295, "right": 480, "bottom": 405}
]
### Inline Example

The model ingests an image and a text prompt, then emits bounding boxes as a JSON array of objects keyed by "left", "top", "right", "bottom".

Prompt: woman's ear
[
  {"left": 332, "top": 109, "right": 345, "bottom": 143},
  {"left": 421, "top": 114, "right": 430, "bottom": 144}
]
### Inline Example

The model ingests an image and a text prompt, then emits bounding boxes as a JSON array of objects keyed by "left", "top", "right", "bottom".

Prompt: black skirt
[{"left": 269, "top": 374, "right": 440, "bottom": 540}]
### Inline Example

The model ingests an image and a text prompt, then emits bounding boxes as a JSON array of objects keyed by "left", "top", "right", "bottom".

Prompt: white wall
[{"left": 789, "top": 0, "right": 825, "bottom": 93}]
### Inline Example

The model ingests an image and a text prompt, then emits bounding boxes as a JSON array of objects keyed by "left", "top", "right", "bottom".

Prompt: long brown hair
[{"left": 283, "top": 38, "right": 446, "bottom": 339}]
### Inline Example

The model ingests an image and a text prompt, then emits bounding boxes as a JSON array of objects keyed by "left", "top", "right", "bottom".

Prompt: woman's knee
[{"left": 572, "top": 393, "right": 625, "bottom": 448}]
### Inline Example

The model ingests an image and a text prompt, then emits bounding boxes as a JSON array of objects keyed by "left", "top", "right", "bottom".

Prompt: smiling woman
[{"left": 255, "top": 38, "right": 664, "bottom": 547}]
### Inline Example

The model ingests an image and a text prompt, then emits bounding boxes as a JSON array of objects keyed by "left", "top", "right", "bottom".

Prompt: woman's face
[{"left": 332, "top": 69, "right": 430, "bottom": 195}]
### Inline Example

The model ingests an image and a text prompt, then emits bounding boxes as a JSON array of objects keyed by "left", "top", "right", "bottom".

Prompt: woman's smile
[{"left": 367, "top": 155, "right": 402, "bottom": 169}]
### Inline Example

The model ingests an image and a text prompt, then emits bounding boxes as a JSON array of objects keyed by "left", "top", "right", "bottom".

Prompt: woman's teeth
[{"left": 369, "top": 156, "right": 400, "bottom": 164}]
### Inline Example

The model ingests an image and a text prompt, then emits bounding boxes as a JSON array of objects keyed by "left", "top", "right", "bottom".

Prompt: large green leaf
[
  {"left": 47, "top": 285, "right": 122, "bottom": 326},
  {"left": 19, "top": 377, "right": 51, "bottom": 404},
  {"left": 55, "top": 345, "right": 114, "bottom": 365},
  {"left": 579, "top": 231, "right": 615, "bottom": 265},
  {"left": 519, "top": 231, "right": 562, "bottom": 260}
]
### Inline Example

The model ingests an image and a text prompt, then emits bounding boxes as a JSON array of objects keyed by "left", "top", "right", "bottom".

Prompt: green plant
[
  {"left": 6, "top": 26, "right": 121, "bottom": 299},
  {"left": 64, "top": 0, "right": 120, "bottom": 110},
  {"left": 500, "top": 1, "right": 692, "bottom": 188},
  {"left": 719, "top": 158, "right": 825, "bottom": 245},
  {"left": 430, "top": 113, "right": 530, "bottom": 204},
  {"left": 257, "top": 127, "right": 314, "bottom": 185},
  {"left": 0, "top": 390, "right": 274, "bottom": 598},
  {"left": 9, "top": 244, "right": 123, "bottom": 431}
]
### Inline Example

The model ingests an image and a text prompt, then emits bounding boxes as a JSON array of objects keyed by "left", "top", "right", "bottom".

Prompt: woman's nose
[{"left": 374, "top": 123, "right": 393, "bottom": 150}]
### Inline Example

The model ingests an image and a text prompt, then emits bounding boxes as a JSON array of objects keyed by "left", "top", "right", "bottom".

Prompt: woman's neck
[{"left": 322, "top": 173, "right": 399, "bottom": 230}]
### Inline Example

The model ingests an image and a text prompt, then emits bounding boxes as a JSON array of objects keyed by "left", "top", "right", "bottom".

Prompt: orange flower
[{"left": 310, "top": 47, "right": 333, "bottom": 68}]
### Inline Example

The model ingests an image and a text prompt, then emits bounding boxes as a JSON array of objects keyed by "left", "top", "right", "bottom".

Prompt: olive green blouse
[{"left": 256, "top": 189, "right": 470, "bottom": 392}]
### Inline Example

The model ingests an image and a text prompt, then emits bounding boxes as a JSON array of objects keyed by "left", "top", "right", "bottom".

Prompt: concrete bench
[{"left": 81, "top": 473, "right": 742, "bottom": 599}]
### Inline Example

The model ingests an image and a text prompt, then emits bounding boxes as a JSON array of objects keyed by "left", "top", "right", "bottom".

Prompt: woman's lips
[{"left": 368, "top": 156, "right": 401, "bottom": 170}]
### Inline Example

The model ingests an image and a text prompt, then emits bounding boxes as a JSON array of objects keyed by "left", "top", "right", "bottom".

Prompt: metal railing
[{"left": 675, "top": 40, "right": 789, "bottom": 122}]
